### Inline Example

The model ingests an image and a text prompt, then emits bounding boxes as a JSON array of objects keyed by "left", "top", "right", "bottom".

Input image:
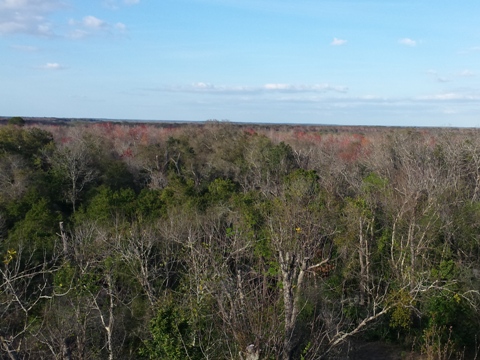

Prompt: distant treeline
[{"left": 1, "top": 120, "right": 480, "bottom": 359}]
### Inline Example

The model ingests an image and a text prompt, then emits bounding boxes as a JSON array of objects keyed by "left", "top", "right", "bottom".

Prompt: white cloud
[
  {"left": 83, "top": 15, "right": 106, "bottom": 29},
  {"left": 416, "top": 93, "right": 480, "bottom": 101},
  {"left": 115, "top": 22, "right": 127, "bottom": 31},
  {"left": 38, "top": 62, "right": 66, "bottom": 70},
  {"left": 457, "top": 69, "right": 475, "bottom": 77},
  {"left": 0, "top": 0, "right": 63, "bottom": 36},
  {"left": 0, "top": 0, "right": 62, "bottom": 12},
  {"left": 0, "top": 0, "right": 127, "bottom": 38},
  {"left": 263, "top": 83, "right": 348, "bottom": 93},
  {"left": 264, "top": 83, "right": 290, "bottom": 90},
  {"left": 68, "top": 15, "right": 127, "bottom": 38},
  {"left": 158, "top": 82, "right": 349, "bottom": 94},
  {"left": 69, "top": 29, "right": 88, "bottom": 39},
  {"left": 331, "top": 37, "right": 347, "bottom": 46},
  {"left": 192, "top": 82, "right": 213, "bottom": 89},
  {"left": 399, "top": 38, "right": 417, "bottom": 46}
]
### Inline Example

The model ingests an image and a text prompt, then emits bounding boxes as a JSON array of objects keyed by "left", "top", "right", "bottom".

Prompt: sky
[{"left": 2, "top": 0, "right": 480, "bottom": 127}]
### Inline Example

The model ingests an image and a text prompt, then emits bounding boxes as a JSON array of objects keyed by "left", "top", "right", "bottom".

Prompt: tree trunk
[
  {"left": 62, "top": 337, "right": 73, "bottom": 360},
  {"left": 279, "top": 251, "right": 307, "bottom": 360},
  {"left": 0, "top": 336, "right": 19, "bottom": 360}
]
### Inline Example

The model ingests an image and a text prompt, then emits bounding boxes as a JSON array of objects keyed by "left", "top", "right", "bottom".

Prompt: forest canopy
[{"left": 1, "top": 121, "right": 480, "bottom": 359}]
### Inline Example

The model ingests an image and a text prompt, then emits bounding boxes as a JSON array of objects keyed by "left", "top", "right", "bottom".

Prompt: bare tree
[
  {"left": 0, "top": 242, "right": 69, "bottom": 359},
  {"left": 46, "top": 134, "right": 97, "bottom": 213}
]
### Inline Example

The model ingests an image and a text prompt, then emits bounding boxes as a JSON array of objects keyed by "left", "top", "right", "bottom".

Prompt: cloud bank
[
  {"left": 0, "top": 0, "right": 132, "bottom": 37},
  {"left": 160, "top": 82, "right": 349, "bottom": 94},
  {"left": 0, "top": 0, "right": 64, "bottom": 36},
  {"left": 68, "top": 15, "right": 127, "bottom": 38}
]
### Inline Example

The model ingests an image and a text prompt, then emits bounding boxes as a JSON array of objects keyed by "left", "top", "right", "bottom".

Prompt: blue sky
[{"left": 2, "top": 0, "right": 480, "bottom": 126}]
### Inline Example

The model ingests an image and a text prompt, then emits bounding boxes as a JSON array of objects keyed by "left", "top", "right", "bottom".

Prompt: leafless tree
[
  {"left": 45, "top": 134, "right": 97, "bottom": 213},
  {"left": 0, "top": 242, "right": 70, "bottom": 359},
  {"left": 0, "top": 155, "right": 30, "bottom": 202}
]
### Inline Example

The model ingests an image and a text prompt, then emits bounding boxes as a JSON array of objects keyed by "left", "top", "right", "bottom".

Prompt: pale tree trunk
[
  {"left": 1, "top": 336, "right": 19, "bottom": 360},
  {"left": 61, "top": 337, "right": 72, "bottom": 360},
  {"left": 105, "top": 273, "right": 115, "bottom": 360},
  {"left": 90, "top": 272, "right": 115, "bottom": 360},
  {"left": 242, "top": 344, "right": 260, "bottom": 360},
  {"left": 358, "top": 218, "right": 367, "bottom": 306},
  {"left": 45, "top": 136, "right": 97, "bottom": 213},
  {"left": 358, "top": 216, "right": 373, "bottom": 306},
  {"left": 279, "top": 251, "right": 299, "bottom": 360},
  {"left": 279, "top": 251, "right": 330, "bottom": 360}
]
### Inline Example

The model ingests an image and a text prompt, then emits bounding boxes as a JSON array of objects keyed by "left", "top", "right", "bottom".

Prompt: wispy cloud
[
  {"left": 399, "top": 38, "right": 417, "bottom": 46},
  {"left": 102, "top": 0, "right": 140, "bottom": 9},
  {"left": 0, "top": 0, "right": 129, "bottom": 38},
  {"left": 68, "top": 15, "right": 127, "bottom": 38},
  {"left": 262, "top": 83, "right": 348, "bottom": 92},
  {"left": 115, "top": 22, "right": 127, "bottom": 31},
  {"left": 157, "top": 82, "right": 349, "bottom": 94},
  {"left": 458, "top": 46, "right": 480, "bottom": 55},
  {"left": 0, "top": 0, "right": 64, "bottom": 36},
  {"left": 416, "top": 89, "right": 480, "bottom": 101},
  {"left": 10, "top": 44, "right": 39, "bottom": 52},
  {"left": 426, "top": 69, "right": 450, "bottom": 83},
  {"left": 457, "top": 69, "right": 475, "bottom": 77},
  {"left": 331, "top": 37, "right": 347, "bottom": 46},
  {"left": 83, "top": 15, "right": 106, "bottom": 29},
  {"left": 38, "top": 62, "right": 67, "bottom": 70},
  {"left": 437, "top": 77, "right": 450, "bottom": 83},
  {"left": 416, "top": 93, "right": 480, "bottom": 101},
  {"left": 427, "top": 69, "right": 476, "bottom": 82}
]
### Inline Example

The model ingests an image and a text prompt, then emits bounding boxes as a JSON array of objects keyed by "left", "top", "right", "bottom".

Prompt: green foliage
[
  {"left": 2, "top": 248, "right": 17, "bottom": 265},
  {"left": 8, "top": 116, "right": 26, "bottom": 126},
  {"left": 7, "top": 197, "right": 60, "bottom": 262},
  {"left": 431, "top": 260, "right": 456, "bottom": 281},
  {"left": 233, "top": 191, "right": 265, "bottom": 230},
  {"left": 424, "top": 290, "right": 476, "bottom": 347},
  {"left": 77, "top": 270, "right": 102, "bottom": 294},
  {"left": 207, "top": 178, "right": 237, "bottom": 203},
  {"left": 100, "top": 158, "right": 136, "bottom": 191},
  {"left": 300, "top": 342, "right": 311, "bottom": 360},
  {"left": 283, "top": 169, "right": 319, "bottom": 204},
  {"left": 2, "top": 124, "right": 480, "bottom": 358},
  {"left": 140, "top": 301, "right": 203, "bottom": 360},
  {"left": 450, "top": 201, "right": 480, "bottom": 260},
  {"left": 244, "top": 136, "right": 297, "bottom": 190},
  {"left": 0, "top": 126, "right": 53, "bottom": 161},
  {"left": 421, "top": 324, "right": 460, "bottom": 360},
  {"left": 160, "top": 175, "right": 201, "bottom": 211},
  {"left": 54, "top": 262, "right": 76, "bottom": 291},
  {"left": 165, "top": 136, "right": 197, "bottom": 178},
  {"left": 389, "top": 290, "right": 413, "bottom": 330},
  {"left": 136, "top": 188, "right": 165, "bottom": 220},
  {"left": 362, "top": 172, "right": 388, "bottom": 195},
  {"left": 266, "top": 141, "right": 295, "bottom": 172},
  {"left": 424, "top": 260, "right": 477, "bottom": 348},
  {"left": 76, "top": 186, "right": 137, "bottom": 224}
]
